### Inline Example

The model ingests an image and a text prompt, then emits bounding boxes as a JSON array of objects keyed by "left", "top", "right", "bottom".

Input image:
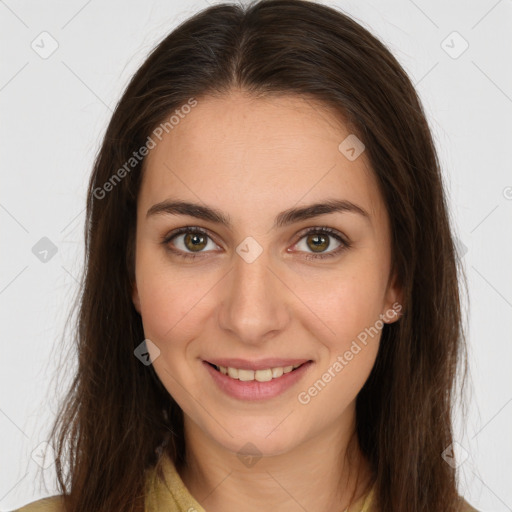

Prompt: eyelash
[{"left": 161, "top": 225, "right": 350, "bottom": 261}]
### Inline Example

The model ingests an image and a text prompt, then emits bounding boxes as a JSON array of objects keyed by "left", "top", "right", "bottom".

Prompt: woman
[{"left": 14, "top": 0, "right": 478, "bottom": 511}]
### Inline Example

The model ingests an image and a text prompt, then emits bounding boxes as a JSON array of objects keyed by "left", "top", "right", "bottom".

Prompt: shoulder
[
  {"left": 10, "top": 495, "right": 65, "bottom": 512},
  {"left": 460, "top": 498, "right": 480, "bottom": 512}
]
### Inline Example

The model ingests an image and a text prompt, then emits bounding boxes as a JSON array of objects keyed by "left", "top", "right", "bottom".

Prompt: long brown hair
[{"left": 45, "top": 1, "right": 471, "bottom": 510}]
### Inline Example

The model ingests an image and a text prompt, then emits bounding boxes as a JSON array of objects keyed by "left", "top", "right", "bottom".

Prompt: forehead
[{"left": 139, "top": 91, "right": 384, "bottom": 223}]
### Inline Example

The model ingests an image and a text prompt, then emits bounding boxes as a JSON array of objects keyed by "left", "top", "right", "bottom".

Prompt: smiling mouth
[{"left": 206, "top": 361, "right": 310, "bottom": 382}]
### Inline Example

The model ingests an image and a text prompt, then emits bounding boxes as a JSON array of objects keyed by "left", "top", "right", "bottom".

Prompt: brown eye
[
  {"left": 163, "top": 227, "right": 218, "bottom": 259},
  {"left": 183, "top": 232, "right": 208, "bottom": 252},
  {"left": 293, "top": 227, "right": 349, "bottom": 260},
  {"left": 162, "top": 226, "right": 350, "bottom": 262},
  {"left": 306, "top": 233, "right": 330, "bottom": 253}
]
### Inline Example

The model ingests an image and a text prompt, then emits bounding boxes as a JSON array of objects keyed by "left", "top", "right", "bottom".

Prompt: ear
[
  {"left": 132, "top": 280, "right": 141, "bottom": 314},
  {"left": 382, "top": 269, "right": 403, "bottom": 324}
]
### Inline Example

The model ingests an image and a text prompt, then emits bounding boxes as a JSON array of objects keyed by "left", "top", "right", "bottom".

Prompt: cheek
[
  {"left": 298, "top": 271, "right": 383, "bottom": 410},
  {"left": 297, "top": 262, "right": 387, "bottom": 349},
  {"left": 135, "top": 248, "right": 217, "bottom": 347},
  {"left": 138, "top": 274, "right": 199, "bottom": 345}
]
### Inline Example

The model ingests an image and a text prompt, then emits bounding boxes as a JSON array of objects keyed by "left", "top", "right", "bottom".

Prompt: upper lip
[{"left": 204, "top": 358, "right": 312, "bottom": 371}]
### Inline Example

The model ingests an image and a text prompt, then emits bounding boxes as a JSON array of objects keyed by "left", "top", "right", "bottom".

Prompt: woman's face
[{"left": 132, "top": 91, "right": 402, "bottom": 457}]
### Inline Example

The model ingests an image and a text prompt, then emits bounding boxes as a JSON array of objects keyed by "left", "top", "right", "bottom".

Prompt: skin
[{"left": 132, "top": 90, "right": 402, "bottom": 512}]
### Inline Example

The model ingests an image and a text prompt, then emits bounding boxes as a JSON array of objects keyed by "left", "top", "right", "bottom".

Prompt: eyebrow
[{"left": 146, "top": 198, "right": 370, "bottom": 229}]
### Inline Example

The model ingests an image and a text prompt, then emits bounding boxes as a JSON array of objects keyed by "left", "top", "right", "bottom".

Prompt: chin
[{"left": 214, "top": 425, "right": 303, "bottom": 459}]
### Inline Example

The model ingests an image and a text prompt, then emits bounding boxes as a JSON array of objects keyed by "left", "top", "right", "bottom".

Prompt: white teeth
[
  {"left": 238, "top": 369, "right": 254, "bottom": 381},
  {"left": 214, "top": 363, "right": 304, "bottom": 381},
  {"left": 255, "top": 369, "right": 273, "bottom": 382},
  {"left": 271, "top": 367, "right": 283, "bottom": 378}
]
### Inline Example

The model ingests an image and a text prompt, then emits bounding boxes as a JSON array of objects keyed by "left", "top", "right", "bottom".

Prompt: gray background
[{"left": 1, "top": 0, "right": 511, "bottom": 510}]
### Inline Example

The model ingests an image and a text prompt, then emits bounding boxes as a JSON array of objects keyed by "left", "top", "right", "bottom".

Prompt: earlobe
[
  {"left": 132, "top": 281, "right": 141, "bottom": 314},
  {"left": 383, "top": 303, "right": 402, "bottom": 324},
  {"left": 383, "top": 271, "right": 404, "bottom": 324}
]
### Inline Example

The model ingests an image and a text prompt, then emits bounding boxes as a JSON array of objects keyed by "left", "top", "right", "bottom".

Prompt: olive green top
[{"left": 11, "top": 453, "right": 478, "bottom": 512}]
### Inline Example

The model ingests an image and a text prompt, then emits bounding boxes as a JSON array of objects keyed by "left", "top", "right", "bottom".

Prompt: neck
[{"left": 177, "top": 404, "right": 374, "bottom": 512}]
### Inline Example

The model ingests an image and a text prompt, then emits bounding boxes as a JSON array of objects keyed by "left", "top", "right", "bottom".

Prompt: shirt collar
[{"left": 145, "top": 452, "right": 375, "bottom": 512}]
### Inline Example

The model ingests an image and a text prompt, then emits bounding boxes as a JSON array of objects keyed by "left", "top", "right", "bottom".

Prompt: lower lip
[{"left": 203, "top": 360, "right": 313, "bottom": 401}]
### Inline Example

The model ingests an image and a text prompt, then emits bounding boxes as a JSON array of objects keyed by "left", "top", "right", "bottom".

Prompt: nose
[{"left": 217, "top": 246, "right": 291, "bottom": 345}]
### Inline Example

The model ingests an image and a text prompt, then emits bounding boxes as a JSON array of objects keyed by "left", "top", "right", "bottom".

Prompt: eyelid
[
  {"left": 290, "top": 226, "right": 350, "bottom": 260},
  {"left": 161, "top": 225, "right": 222, "bottom": 252},
  {"left": 161, "top": 225, "right": 350, "bottom": 260},
  {"left": 293, "top": 225, "right": 349, "bottom": 245}
]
